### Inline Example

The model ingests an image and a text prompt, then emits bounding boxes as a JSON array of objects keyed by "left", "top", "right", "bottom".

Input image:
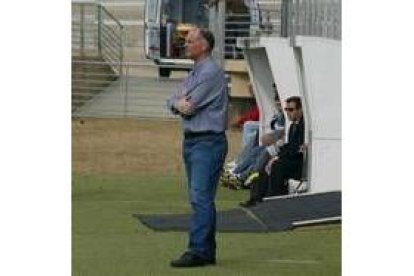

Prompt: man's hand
[
  {"left": 265, "top": 156, "right": 279, "bottom": 175},
  {"left": 176, "top": 96, "right": 194, "bottom": 115},
  {"left": 261, "top": 133, "right": 276, "bottom": 146},
  {"left": 276, "top": 138, "right": 285, "bottom": 147},
  {"left": 299, "top": 144, "right": 307, "bottom": 153}
]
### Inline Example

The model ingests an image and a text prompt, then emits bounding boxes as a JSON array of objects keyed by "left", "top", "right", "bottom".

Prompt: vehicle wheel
[{"left": 159, "top": 67, "right": 171, "bottom": 78}]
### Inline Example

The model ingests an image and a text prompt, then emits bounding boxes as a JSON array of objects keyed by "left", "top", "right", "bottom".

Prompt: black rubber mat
[
  {"left": 251, "top": 191, "right": 341, "bottom": 231},
  {"left": 134, "top": 191, "right": 341, "bottom": 232},
  {"left": 134, "top": 208, "right": 268, "bottom": 233}
]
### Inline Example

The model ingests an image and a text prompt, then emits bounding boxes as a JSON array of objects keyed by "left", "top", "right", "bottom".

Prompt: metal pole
[
  {"left": 333, "top": 0, "right": 338, "bottom": 39},
  {"left": 326, "top": 1, "right": 332, "bottom": 39},
  {"left": 124, "top": 62, "right": 129, "bottom": 118},
  {"left": 316, "top": 0, "right": 322, "bottom": 37},
  {"left": 217, "top": 0, "right": 225, "bottom": 67},
  {"left": 304, "top": 0, "right": 310, "bottom": 35},
  {"left": 334, "top": 0, "right": 342, "bottom": 40},
  {"left": 209, "top": 0, "right": 225, "bottom": 68},
  {"left": 289, "top": 0, "right": 296, "bottom": 46},
  {"left": 302, "top": 0, "right": 306, "bottom": 36},
  {"left": 119, "top": 27, "right": 126, "bottom": 117},
  {"left": 97, "top": 4, "right": 102, "bottom": 57},
  {"left": 321, "top": 0, "right": 325, "bottom": 38},
  {"left": 299, "top": 0, "right": 304, "bottom": 36},
  {"left": 80, "top": 4, "right": 85, "bottom": 57},
  {"left": 309, "top": 0, "right": 315, "bottom": 35},
  {"left": 119, "top": 26, "right": 124, "bottom": 77},
  {"left": 281, "top": 0, "right": 289, "bottom": 37}
]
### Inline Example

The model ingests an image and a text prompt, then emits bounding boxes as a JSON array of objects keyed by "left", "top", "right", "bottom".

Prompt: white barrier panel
[
  {"left": 295, "top": 36, "right": 341, "bottom": 192},
  {"left": 296, "top": 36, "right": 341, "bottom": 139},
  {"left": 240, "top": 36, "right": 341, "bottom": 193},
  {"left": 244, "top": 47, "right": 276, "bottom": 138},
  {"left": 262, "top": 37, "right": 302, "bottom": 100},
  {"left": 311, "top": 140, "right": 341, "bottom": 193}
]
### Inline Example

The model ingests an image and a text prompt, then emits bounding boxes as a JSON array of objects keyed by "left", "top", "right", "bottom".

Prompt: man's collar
[
  {"left": 291, "top": 116, "right": 303, "bottom": 124},
  {"left": 193, "top": 55, "right": 212, "bottom": 72}
]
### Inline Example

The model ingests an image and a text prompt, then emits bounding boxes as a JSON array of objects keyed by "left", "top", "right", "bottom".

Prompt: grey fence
[
  {"left": 281, "top": 0, "right": 341, "bottom": 40},
  {"left": 224, "top": 6, "right": 282, "bottom": 59}
]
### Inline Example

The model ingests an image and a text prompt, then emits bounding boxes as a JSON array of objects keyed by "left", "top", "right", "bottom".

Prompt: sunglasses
[{"left": 284, "top": 107, "right": 295, "bottom": 112}]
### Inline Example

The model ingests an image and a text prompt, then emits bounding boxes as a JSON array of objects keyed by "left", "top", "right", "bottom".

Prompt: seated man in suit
[{"left": 240, "top": 96, "right": 305, "bottom": 207}]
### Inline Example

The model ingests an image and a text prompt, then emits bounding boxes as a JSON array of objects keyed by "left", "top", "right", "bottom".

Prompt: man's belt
[{"left": 184, "top": 131, "right": 224, "bottom": 139}]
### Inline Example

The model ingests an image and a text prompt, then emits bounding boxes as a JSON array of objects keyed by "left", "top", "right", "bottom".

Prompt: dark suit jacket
[{"left": 278, "top": 116, "right": 305, "bottom": 161}]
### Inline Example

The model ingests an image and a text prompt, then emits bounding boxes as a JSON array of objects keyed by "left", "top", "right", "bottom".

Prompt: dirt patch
[{"left": 72, "top": 117, "right": 242, "bottom": 175}]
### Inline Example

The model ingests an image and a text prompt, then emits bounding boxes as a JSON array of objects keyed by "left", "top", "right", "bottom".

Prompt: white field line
[{"left": 264, "top": 259, "right": 320, "bottom": 264}]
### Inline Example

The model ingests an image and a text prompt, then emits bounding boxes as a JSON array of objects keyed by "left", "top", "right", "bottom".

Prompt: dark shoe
[
  {"left": 170, "top": 252, "right": 216, "bottom": 268},
  {"left": 239, "top": 199, "right": 262, "bottom": 208}
]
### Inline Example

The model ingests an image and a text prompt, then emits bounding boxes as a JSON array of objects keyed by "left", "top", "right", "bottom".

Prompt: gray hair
[{"left": 198, "top": 28, "right": 215, "bottom": 53}]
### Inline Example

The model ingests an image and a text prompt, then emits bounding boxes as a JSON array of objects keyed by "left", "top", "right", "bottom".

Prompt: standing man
[{"left": 166, "top": 28, "right": 228, "bottom": 267}]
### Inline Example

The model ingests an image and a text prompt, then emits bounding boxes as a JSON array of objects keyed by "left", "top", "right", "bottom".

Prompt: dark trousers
[{"left": 250, "top": 157, "right": 303, "bottom": 201}]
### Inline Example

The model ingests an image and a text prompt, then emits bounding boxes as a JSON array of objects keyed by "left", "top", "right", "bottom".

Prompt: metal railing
[
  {"left": 72, "top": 60, "right": 182, "bottom": 119},
  {"left": 72, "top": 2, "right": 125, "bottom": 72},
  {"left": 99, "top": 4, "right": 125, "bottom": 74},
  {"left": 72, "top": 1, "right": 126, "bottom": 113},
  {"left": 224, "top": 7, "right": 282, "bottom": 59},
  {"left": 281, "top": 0, "right": 341, "bottom": 40}
]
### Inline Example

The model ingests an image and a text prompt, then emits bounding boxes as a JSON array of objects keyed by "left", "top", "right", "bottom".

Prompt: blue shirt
[{"left": 166, "top": 56, "right": 228, "bottom": 133}]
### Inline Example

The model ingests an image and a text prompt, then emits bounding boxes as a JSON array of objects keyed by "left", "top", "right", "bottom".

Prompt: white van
[
  {"left": 144, "top": 0, "right": 261, "bottom": 78},
  {"left": 144, "top": 0, "right": 209, "bottom": 77}
]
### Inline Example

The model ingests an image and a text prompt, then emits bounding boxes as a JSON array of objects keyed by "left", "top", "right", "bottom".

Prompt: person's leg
[
  {"left": 234, "top": 145, "right": 263, "bottom": 175},
  {"left": 251, "top": 166, "right": 269, "bottom": 201},
  {"left": 241, "top": 121, "right": 260, "bottom": 148},
  {"left": 233, "top": 145, "right": 265, "bottom": 186},
  {"left": 268, "top": 159, "right": 304, "bottom": 196},
  {"left": 268, "top": 161, "right": 288, "bottom": 196},
  {"left": 239, "top": 169, "right": 268, "bottom": 207},
  {"left": 184, "top": 134, "right": 227, "bottom": 261},
  {"left": 253, "top": 148, "right": 270, "bottom": 172},
  {"left": 235, "top": 129, "right": 258, "bottom": 164}
]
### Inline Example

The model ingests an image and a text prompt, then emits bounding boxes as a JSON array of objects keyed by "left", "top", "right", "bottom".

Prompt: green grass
[{"left": 73, "top": 174, "right": 341, "bottom": 276}]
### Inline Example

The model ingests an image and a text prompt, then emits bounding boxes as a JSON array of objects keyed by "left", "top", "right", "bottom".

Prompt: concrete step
[{"left": 72, "top": 56, "right": 118, "bottom": 111}]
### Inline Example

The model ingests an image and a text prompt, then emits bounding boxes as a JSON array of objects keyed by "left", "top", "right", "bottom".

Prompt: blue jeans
[
  {"left": 183, "top": 133, "right": 227, "bottom": 260},
  {"left": 234, "top": 145, "right": 267, "bottom": 181},
  {"left": 241, "top": 121, "right": 260, "bottom": 147}
]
